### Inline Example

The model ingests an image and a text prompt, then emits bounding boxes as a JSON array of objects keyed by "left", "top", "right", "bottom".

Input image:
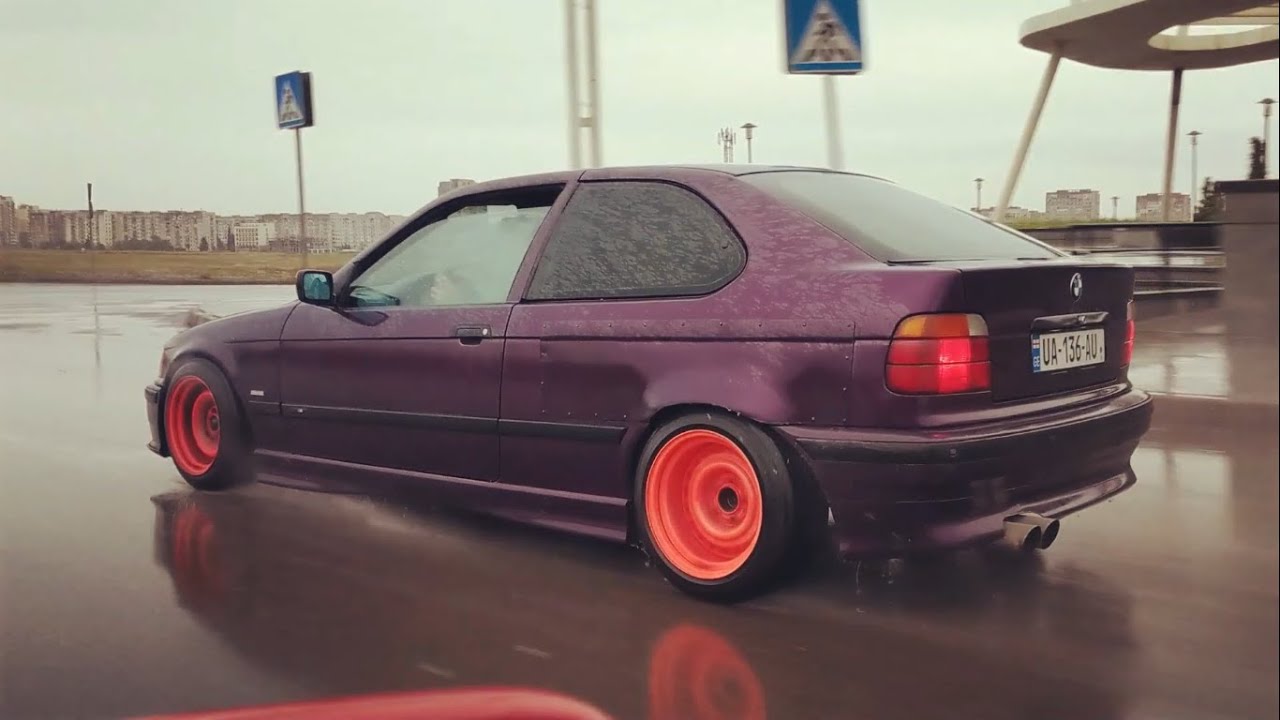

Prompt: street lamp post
[
  {"left": 1261, "top": 98, "right": 1275, "bottom": 178},
  {"left": 740, "top": 123, "right": 758, "bottom": 163},
  {"left": 1188, "top": 130, "right": 1201, "bottom": 217},
  {"left": 973, "top": 177, "right": 984, "bottom": 213}
]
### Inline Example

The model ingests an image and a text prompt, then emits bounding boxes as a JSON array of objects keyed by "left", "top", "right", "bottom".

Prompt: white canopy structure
[{"left": 995, "top": 0, "right": 1280, "bottom": 222}]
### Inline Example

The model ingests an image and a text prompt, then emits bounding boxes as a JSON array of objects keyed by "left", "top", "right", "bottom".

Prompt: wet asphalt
[{"left": 0, "top": 283, "right": 1276, "bottom": 720}]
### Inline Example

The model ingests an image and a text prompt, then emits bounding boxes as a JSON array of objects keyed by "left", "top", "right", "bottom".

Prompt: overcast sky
[{"left": 1, "top": 0, "right": 1276, "bottom": 216}]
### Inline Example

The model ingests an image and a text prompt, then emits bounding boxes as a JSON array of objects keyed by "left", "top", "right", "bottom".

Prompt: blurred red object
[{"left": 137, "top": 687, "right": 615, "bottom": 720}]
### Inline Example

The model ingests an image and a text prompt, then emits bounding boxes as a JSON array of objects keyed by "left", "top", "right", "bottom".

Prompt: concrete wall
[{"left": 1217, "top": 179, "right": 1279, "bottom": 342}]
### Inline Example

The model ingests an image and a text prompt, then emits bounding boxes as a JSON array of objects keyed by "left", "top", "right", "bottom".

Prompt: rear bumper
[
  {"left": 145, "top": 381, "right": 167, "bottom": 457},
  {"left": 780, "top": 389, "right": 1153, "bottom": 557}
]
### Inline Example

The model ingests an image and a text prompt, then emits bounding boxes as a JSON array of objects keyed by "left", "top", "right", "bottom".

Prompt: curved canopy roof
[{"left": 1020, "top": 0, "right": 1279, "bottom": 70}]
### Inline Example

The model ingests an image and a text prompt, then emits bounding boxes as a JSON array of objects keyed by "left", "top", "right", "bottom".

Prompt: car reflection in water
[{"left": 147, "top": 484, "right": 1132, "bottom": 720}]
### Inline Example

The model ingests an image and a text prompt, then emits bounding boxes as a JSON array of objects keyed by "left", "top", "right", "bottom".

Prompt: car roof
[
  {"left": 432, "top": 165, "right": 894, "bottom": 211},
  {"left": 448, "top": 164, "right": 881, "bottom": 192}
]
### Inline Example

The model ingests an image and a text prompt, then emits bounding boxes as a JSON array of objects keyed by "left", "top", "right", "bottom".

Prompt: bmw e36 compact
[{"left": 146, "top": 165, "right": 1152, "bottom": 600}]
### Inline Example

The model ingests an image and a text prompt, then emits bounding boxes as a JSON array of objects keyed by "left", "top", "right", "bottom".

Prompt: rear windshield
[{"left": 741, "top": 171, "right": 1062, "bottom": 263}]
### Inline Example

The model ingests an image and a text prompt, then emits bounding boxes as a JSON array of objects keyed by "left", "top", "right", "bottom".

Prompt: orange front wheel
[{"left": 162, "top": 358, "right": 253, "bottom": 490}]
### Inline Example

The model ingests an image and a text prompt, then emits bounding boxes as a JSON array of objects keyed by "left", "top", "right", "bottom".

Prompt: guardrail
[
  {"left": 1067, "top": 248, "right": 1223, "bottom": 287},
  {"left": 1063, "top": 248, "right": 1224, "bottom": 318}
]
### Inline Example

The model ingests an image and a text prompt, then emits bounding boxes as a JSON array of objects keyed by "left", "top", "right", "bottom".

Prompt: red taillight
[
  {"left": 886, "top": 313, "right": 991, "bottom": 395},
  {"left": 1121, "top": 302, "right": 1135, "bottom": 367}
]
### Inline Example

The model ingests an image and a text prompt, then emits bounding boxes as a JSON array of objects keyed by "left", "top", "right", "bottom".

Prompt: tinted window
[
  {"left": 741, "top": 171, "right": 1062, "bottom": 263},
  {"left": 345, "top": 203, "right": 550, "bottom": 308},
  {"left": 526, "top": 182, "right": 745, "bottom": 300}
]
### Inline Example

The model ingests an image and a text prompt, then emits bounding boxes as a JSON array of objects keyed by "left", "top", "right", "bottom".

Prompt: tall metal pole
[
  {"left": 563, "top": 0, "right": 582, "bottom": 170},
  {"left": 995, "top": 52, "right": 1061, "bottom": 222},
  {"left": 583, "top": 0, "right": 602, "bottom": 167},
  {"left": 1161, "top": 68, "right": 1183, "bottom": 222},
  {"left": 87, "top": 181, "right": 100, "bottom": 371},
  {"left": 1111, "top": 195, "right": 1119, "bottom": 220},
  {"left": 294, "top": 128, "right": 308, "bottom": 265},
  {"left": 1262, "top": 98, "right": 1275, "bottom": 178},
  {"left": 974, "top": 177, "right": 984, "bottom": 212},
  {"left": 1188, "top": 130, "right": 1201, "bottom": 215},
  {"left": 822, "top": 76, "right": 844, "bottom": 170},
  {"left": 86, "top": 182, "right": 94, "bottom": 251}
]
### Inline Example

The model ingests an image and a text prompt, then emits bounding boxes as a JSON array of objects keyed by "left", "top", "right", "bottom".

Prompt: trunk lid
[{"left": 946, "top": 259, "right": 1134, "bottom": 402}]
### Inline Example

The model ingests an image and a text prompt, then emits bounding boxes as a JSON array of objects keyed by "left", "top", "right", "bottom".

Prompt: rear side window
[
  {"left": 526, "top": 181, "right": 745, "bottom": 300},
  {"left": 741, "top": 171, "right": 1061, "bottom": 263}
]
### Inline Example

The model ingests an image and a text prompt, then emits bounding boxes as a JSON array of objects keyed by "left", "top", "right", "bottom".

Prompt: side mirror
[{"left": 296, "top": 270, "right": 334, "bottom": 305}]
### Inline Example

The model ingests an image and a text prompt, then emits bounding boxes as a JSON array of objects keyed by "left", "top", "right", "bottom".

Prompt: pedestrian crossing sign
[
  {"left": 783, "top": 0, "right": 864, "bottom": 74},
  {"left": 275, "top": 71, "right": 314, "bottom": 129}
]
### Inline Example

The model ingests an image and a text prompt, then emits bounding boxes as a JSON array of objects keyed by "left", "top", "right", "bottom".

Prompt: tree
[
  {"left": 225, "top": 226, "right": 236, "bottom": 253},
  {"left": 1248, "top": 137, "right": 1266, "bottom": 179},
  {"left": 1194, "top": 177, "right": 1224, "bottom": 221},
  {"left": 199, "top": 237, "right": 210, "bottom": 251}
]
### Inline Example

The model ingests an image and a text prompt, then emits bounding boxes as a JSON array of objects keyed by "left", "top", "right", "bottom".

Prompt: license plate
[{"left": 1032, "top": 328, "right": 1105, "bottom": 372}]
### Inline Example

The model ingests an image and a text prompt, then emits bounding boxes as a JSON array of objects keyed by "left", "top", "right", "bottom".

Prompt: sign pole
[
  {"left": 294, "top": 127, "right": 308, "bottom": 266},
  {"left": 782, "top": 0, "right": 863, "bottom": 171},
  {"left": 822, "top": 75, "right": 844, "bottom": 170},
  {"left": 275, "top": 70, "right": 314, "bottom": 266}
]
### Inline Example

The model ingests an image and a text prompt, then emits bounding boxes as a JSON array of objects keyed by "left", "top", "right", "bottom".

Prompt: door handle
[{"left": 454, "top": 325, "right": 491, "bottom": 344}]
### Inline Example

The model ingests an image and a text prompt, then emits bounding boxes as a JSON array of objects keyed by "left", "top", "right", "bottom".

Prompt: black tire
[
  {"left": 634, "top": 412, "right": 796, "bottom": 602},
  {"left": 163, "top": 357, "right": 254, "bottom": 491}
]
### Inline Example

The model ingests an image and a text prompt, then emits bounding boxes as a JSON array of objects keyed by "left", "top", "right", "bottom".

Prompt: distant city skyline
[
  {"left": 4, "top": 175, "right": 1202, "bottom": 252},
  {"left": 1, "top": 1, "right": 1274, "bottom": 216}
]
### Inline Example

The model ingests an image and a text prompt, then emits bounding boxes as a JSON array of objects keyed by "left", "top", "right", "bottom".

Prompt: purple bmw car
[{"left": 145, "top": 165, "right": 1152, "bottom": 601}]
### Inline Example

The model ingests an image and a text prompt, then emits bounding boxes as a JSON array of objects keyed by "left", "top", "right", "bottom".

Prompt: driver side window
[{"left": 344, "top": 192, "right": 556, "bottom": 309}]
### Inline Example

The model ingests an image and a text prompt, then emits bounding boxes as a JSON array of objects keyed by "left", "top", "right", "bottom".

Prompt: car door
[
  {"left": 277, "top": 186, "right": 563, "bottom": 482},
  {"left": 502, "top": 180, "right": 749, "bottom": 500}
]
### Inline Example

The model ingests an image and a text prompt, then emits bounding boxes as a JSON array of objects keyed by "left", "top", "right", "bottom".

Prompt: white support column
[
  {"left": 563, "top": 0, "right": 602, "bottom": 169},
  {"left": 563, "top": 0, "right": 582, "bottom": 170},
  {"left": 822, "top": 76, "right": 844, "bottom": 170},
  {"left": 584, "top": 0, "right": 602, "bottom": 167},
  {"left": 1161, "top": 68, "right": 1184, "bottom": 222},
  {"left": 995, "top": 52, "right": 1061, "bottom": 223}
]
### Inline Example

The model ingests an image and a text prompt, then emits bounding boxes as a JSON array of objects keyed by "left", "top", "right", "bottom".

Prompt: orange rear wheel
[{"left": 644, "top": 429, "right": 764, "bottom": 581}]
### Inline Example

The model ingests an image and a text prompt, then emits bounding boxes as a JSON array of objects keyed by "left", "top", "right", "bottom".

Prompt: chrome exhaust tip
[
  {"left": 1007, "top": 513, "right": 1060, "bottom": 550},
  {"left": 1001, "top": 517, "right": 1043, "bottom": 552}
]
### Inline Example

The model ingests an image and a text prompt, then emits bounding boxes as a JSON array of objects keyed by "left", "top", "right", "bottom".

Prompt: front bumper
[
  {"left": 781, "top": 389, "right": 1154, "bottom": 557},
  {"left": 145, "top": 381, "right": 167, "bottom": 457}
]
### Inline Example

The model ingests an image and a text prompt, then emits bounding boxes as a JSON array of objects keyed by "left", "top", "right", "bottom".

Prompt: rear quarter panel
[{"left": 503, "top": 170, "right": 958, "bottom": 498}]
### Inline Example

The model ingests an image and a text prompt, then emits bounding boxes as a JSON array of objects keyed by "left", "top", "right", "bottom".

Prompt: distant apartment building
[
  {"left": 60, "top": 210, "right": 117, "bottom": 247},
  {"left": 1045, "top": 189, "right": 1101, "bottom": 221},
  {"left": 108, "top": 210, "right": 214, "bottom": 249},
  {"left": 0, "top": 192, "right": 407, "bottom": 251},
  {"left": 0, "top": 195, "right": 15, "bottom": 245},
  {"left": 1135, "top": 192, "right": 1192, "bottom": 222},
  {"left": 216, "top": 215, "right": 256, "bottom": 249},
  {"left": 328, "top": 212, "right": 407, "bottom": 250},
  {"left": 977, "top": 206, "right": 1045, "bottom": 223},
  {"left": 438, "top": 178, "right": 476, "bottom": 197},
  {"left": 232, "top": 223, "right": 277, "bottom": 250},
  {"left": 20, "top": 206, "right": 50, "bottom": 246}
]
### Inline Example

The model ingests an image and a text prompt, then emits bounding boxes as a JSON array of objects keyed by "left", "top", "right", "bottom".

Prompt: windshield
[{"left": 741, "top": 170, "right": 1063, "bottom": 263}]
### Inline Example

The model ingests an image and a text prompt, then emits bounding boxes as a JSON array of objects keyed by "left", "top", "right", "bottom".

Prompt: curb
[{"left": 1149, "top": 391, "right": 1278, "bottom": 430}]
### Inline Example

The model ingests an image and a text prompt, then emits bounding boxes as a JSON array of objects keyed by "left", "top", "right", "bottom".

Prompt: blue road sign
[
  {"left": 274, "top": 71, "right": 314, "bottom": 130},
  {"left": 783, "top": 0, "right": 864, "bottom": 74}
]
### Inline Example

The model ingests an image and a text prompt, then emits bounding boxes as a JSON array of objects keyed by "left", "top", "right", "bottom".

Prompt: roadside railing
[{"left": 1066, "top": 247, "right": 1224, "bottom": 295}]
